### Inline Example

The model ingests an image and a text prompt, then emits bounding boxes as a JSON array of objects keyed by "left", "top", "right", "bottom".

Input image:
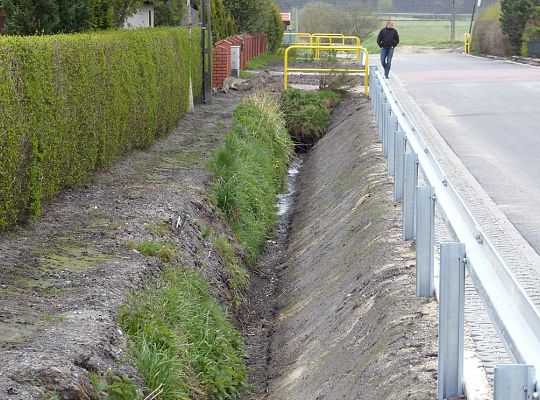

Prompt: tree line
[
  {"left": 0, "top": 0, "right": 284, "bottom": 50},
  {"left": 276, "top": 0, "right": 500, "bottom": 14}
]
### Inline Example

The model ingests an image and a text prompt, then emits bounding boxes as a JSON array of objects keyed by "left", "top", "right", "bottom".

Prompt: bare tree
[{"left": 299, "top": 1, "right": 379, "bottom": 40}]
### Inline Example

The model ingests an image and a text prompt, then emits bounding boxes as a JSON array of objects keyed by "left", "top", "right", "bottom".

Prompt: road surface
[{"left": 391, "top": 52, "right": 540, "bottom": 253}]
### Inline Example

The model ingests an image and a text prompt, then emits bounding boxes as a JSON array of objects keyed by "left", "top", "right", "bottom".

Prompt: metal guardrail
[
  {"left": 369, "top": 66, "right": 540, "bottom": 400},
  {"left": 284, "top": 44, "right": 369, "bottom": 95}
]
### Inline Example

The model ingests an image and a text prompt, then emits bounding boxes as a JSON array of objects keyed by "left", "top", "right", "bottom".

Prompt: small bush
[
  {"left": 472, "top": 3, "right": 513, "bottom": 56},
  {"left": 0, "top": 27, "right": 202, "bottom": 230},
  {"left": 281, "top": 89, "right": 342, "bottom": 148},
  {"left": 208, "top": 92, "right": 293, "bottom": 262},
  {"left": 89, "top": 371, "right": 142, "bottom": 400},
  {"left": 119, "top": 266, "right": 247, "bottom": 400}
]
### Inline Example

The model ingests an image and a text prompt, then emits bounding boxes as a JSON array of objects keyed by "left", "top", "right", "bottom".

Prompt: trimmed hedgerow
[
  {"left": 0, "top": 27, "right": 202, "bottom": 229},
  {"left": 208, "top": 93, "right": 294, "bottom": 263}
]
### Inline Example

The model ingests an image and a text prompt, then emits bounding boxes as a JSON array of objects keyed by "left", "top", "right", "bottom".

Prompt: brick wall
[
  {"left": 212, "top": 39, "right": 231, "bottom": 89},
  {"left": 212, "top": 33, "right": 268, "bottom": 89}
]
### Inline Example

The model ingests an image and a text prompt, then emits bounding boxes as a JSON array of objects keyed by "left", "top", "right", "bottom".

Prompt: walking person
[{"left": 377, "top": 20, "right": 399, "bottom": 79}]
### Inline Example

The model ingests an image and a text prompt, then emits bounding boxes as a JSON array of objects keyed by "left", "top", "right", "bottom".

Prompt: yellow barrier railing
[
  {"left": 312, "top": 33, "right": 345, "bottom": 46},
  {"left": 314, "top": 35, "right": 362, "bottom": 62},
  {"left": 284, "top": 44, "right": 369, "bottom": 95},
  {"left": 283, "top": 32, "right": 313, "bottom": 45},
  {"left": 464, "top": 33, "right": 471, "bottom": 54}
]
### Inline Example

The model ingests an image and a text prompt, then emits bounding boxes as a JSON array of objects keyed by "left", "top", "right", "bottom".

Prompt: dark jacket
[{"left": 377, "top": 27, "right": 399, "bottom": 48}]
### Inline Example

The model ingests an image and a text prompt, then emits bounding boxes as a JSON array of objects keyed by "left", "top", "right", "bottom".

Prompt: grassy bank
[
  {"left": 118, "top": 88, "right": 341, "bottom": 399},
  {"left": 209, "top": 92, "right": 294, "bottom": 263}
]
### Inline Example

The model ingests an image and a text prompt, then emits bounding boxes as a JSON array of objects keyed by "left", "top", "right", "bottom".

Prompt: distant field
[{"left": 363, "top": 19, "right": 469, "bottom": 54}]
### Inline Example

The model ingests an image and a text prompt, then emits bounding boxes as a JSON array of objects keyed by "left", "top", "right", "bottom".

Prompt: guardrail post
[
  {"left": 387, "top": 117, "right": 398, "bottom": 176},
  {"left": 403, "top": 153, "right": 418, "bottom": 241},
  {"left": 494, "top": 364, "right": 536, "bottom": 400},
  {"left": 369, "top": 66, "right": 377, "bottom": 107},
  {"left": 382, "top": 103, "right": 391, "bottom": 155},
  {"left": 416, "top": 186, "right": 435, "bottom": 297},
  {"left": 438, "top": 242, "right": 465, "bottom": 400},
  {"left": 394, "top": 131, "right": 406, "bottom": 202},
  {"left": 373, "top": 78, "right": 380, "bottom": 119},
  {"left": 379, "top": 95, "right": 386, "bottom": 141}
]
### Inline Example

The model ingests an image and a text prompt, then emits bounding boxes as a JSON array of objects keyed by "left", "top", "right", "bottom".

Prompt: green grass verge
[
  {"left": 246, "top": 52, "right": 283, "bottom": 70},
  {"left": 208, "top": 92, "right": 293, "bottom": 263},
  {"left": 239, "top": 70, "right": 256, "bottom": 79},
  {"left": 363, "top": 19, "right": 469, "bottom": 54},
  {"left": 119, "top": 266, "right": 247, "bottom": 400}
]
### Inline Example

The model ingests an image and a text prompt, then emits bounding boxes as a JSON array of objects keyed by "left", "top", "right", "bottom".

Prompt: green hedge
[{"left": 0, "top": 27, "right": 202, "bottom": 229}]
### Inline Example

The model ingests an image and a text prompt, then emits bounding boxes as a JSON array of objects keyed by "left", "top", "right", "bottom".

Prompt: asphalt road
[{"left": 391, "top": 52, "right": 540, "bottom": 253}]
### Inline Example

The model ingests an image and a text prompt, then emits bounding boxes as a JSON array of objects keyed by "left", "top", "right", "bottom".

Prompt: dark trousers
[{"left": 380, "top": 47, "right": 395, "bottom": 77}]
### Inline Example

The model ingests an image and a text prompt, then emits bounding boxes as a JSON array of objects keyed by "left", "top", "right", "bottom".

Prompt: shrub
[
  {"left": 208, "top": 92, "right": 293, "bottom": 262},
  {"left": 472, "top": 3, "right": 513, "bottom": 56},
  {"left": 0, "top": 27, "right": 202, "bottom": 230},
  {"left": 119, "top": 266, "right": 247, "bottom": 400},
  {"left": 211, "top": 0, "right": 237, "bottom": 42},
  {"left": 520, "top": 6, "right": 540, "bottom": 56},
  {"left": 500, "top": 0, "right": 537, "bottom": 54},
  {"left": 281, "top": 89, "right": 342, "bottom": 148}
]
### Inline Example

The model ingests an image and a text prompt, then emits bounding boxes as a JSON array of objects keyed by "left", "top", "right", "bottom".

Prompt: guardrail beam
[{"left": 494, "top": 364, "right": 536, "bottom": 400}]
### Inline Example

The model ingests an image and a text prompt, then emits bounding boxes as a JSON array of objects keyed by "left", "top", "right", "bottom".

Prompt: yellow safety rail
[
  {"left": 284, "top": 44, "right": 369, "bottom": 95},
  {"left": 283, "top": 32, "right": 313, "bottom": 45},
  {"left": 312, "top": 33, "right": 345, "bottom": 45},
  {"left": 464, "top": 33, "right": 471, "bottom": 54},
  {"left": 314, "top": 35, "right": 362, "bottom": 62}
]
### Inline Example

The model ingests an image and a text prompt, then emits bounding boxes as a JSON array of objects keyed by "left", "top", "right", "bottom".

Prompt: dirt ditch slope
[{"left": 263, "top": 94, "right": 439, "bottom": 400}]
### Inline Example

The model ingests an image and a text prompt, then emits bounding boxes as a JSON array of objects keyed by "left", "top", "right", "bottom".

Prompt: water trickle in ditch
[{"left": 276, "top": 158, "right": 303, "bottom": 217}]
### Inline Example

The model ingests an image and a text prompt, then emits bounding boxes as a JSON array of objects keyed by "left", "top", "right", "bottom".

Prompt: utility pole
[
  {"left": 201, "top": 0, "right": 212, "bottom": 104},
  {"left": 451, "top": 0, "right": 456, "bottom": 41},
  {"left": 469, "top": 0, "right": 481, "bottom": 34}
]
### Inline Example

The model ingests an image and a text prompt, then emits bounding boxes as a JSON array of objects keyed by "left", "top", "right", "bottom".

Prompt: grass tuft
[
  {"left": 213, "top": 235, "right": 248, "bottom": 291},
  {"left": 119, "top": 266, "right": 247, "bottom": 400},
  {"left": 128, "top": 240, "right": 179, "bottom": 263},
  {"left": 89, "top": 371, "right": 141, "bottom": 400}
]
